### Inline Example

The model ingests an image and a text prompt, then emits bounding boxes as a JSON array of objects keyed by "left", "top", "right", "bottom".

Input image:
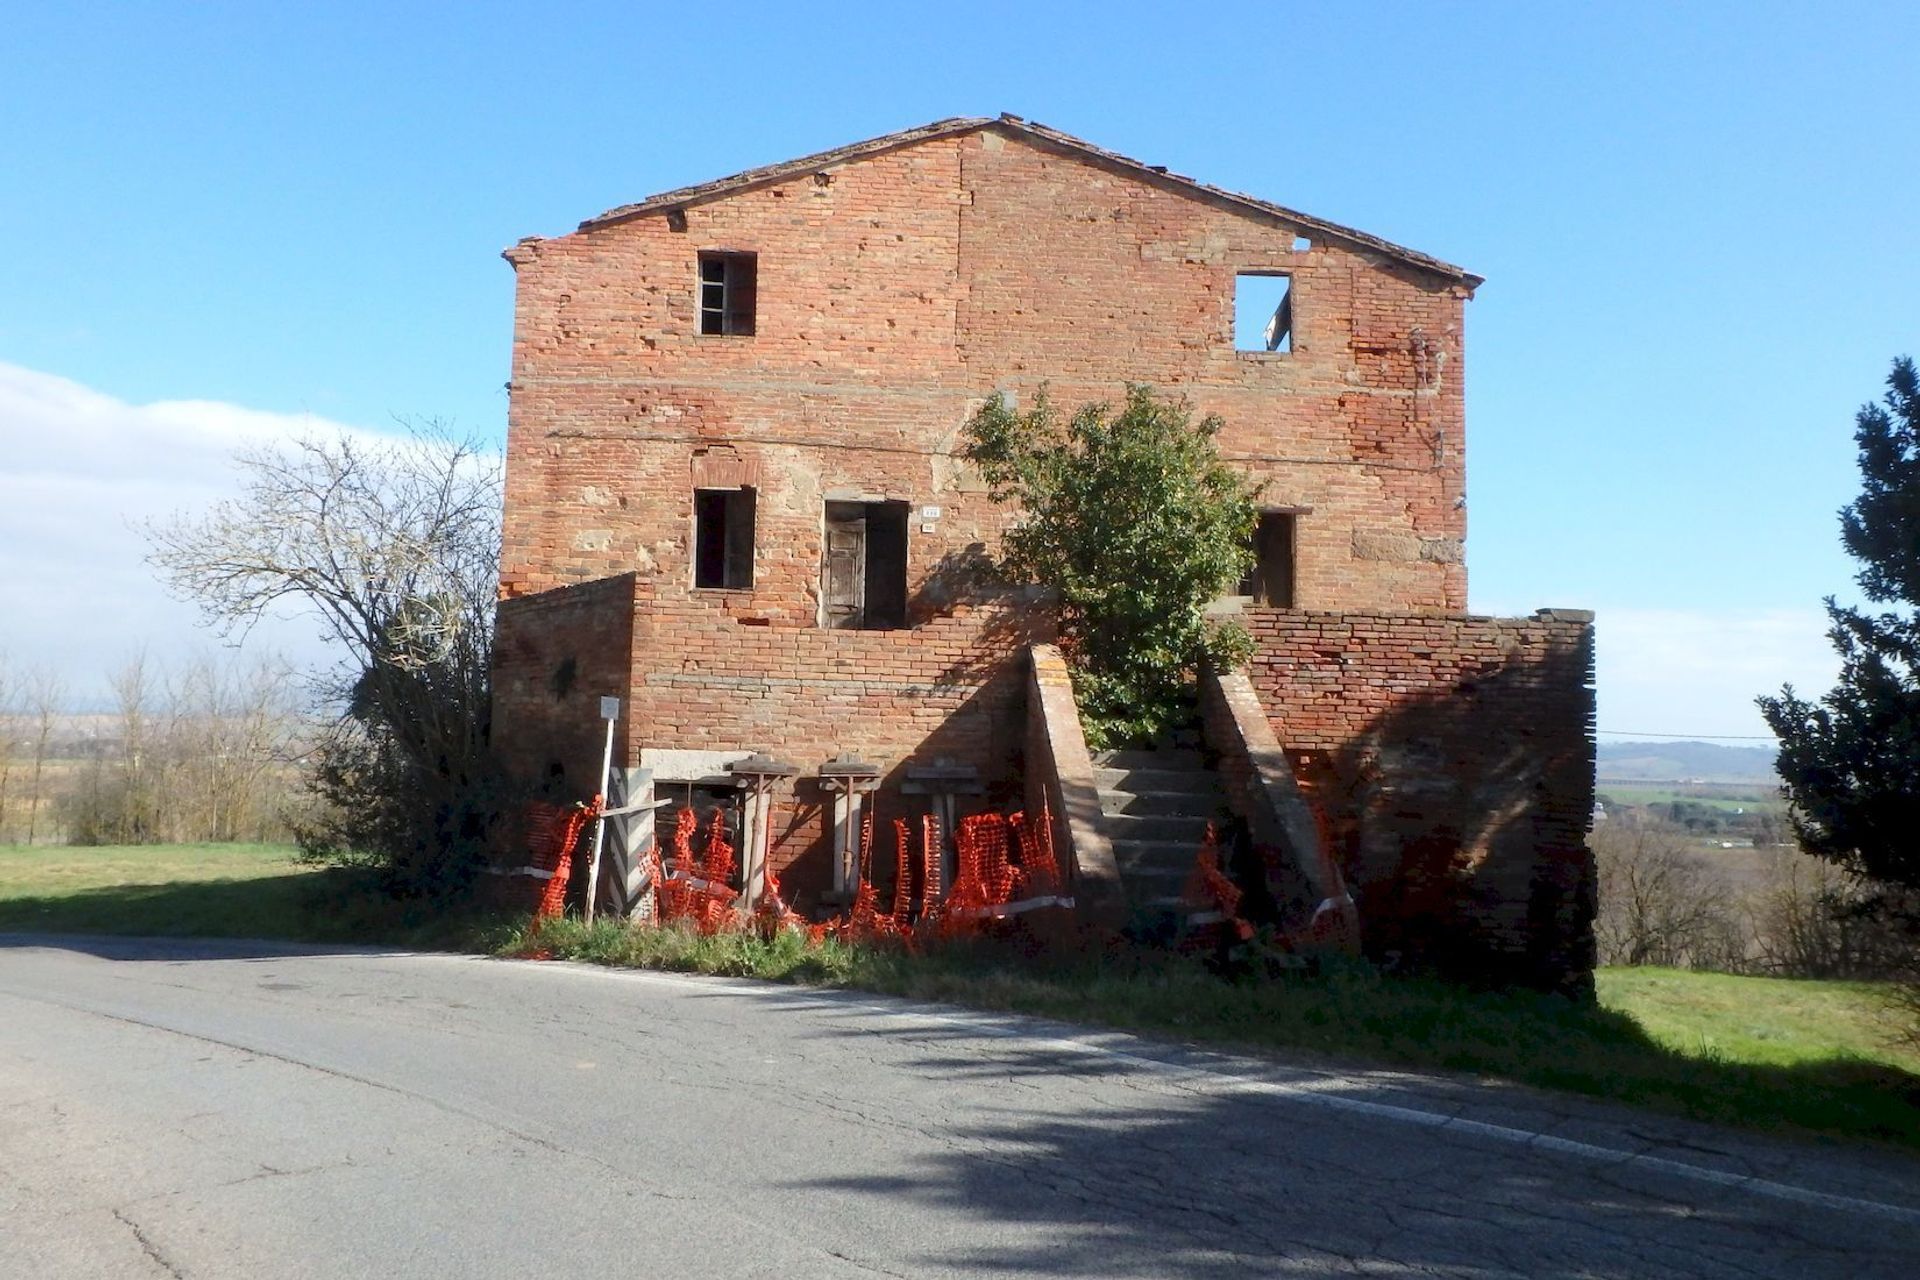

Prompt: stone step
[
  {"left": 1093, "top": 747, "right": 1204, "bottom": 771},
  {"left": 1112, "top": 856, "right": 1192, "bottom": 882},
  {"left": 1111, "top": 838, "right": 1206, "bottom": 876},
  {"left": 1098, "top": 788, "right": 1230, "bottom": 818},
  {"left": 1103, "top": 812, "right": 1215, "bottom": 843},
  {"left": 1114, "top": 864, "right": 1192, "bottom": 909},
  {"left": 1093, "top": 766, "right": 1221, "bottom": 796}
]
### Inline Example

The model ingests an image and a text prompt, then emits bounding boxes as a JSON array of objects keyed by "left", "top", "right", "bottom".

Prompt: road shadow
[
  {"left": 749, "top": 1000, "right": 1920, "bottom": 1277},
  {"left": 0, "top": 867, "right": 508, "bottom": 960}
]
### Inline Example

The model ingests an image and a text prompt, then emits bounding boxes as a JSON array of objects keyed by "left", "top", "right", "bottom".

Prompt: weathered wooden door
[{"left": 823, "top": 505, "right": 867, "bottom": 629}]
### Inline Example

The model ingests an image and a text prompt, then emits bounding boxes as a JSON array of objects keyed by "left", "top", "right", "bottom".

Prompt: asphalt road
[{"left": 3, "top": 936, "right": 1919, "bottom": 1279}]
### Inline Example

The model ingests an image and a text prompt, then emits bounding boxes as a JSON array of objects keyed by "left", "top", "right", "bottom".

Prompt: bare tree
[
  {"left": 0, "top": 655, "right": 15, "bottom": 843},
  {"left": 1594, "top": 817, "right": 1739, "bottom": 968},
  {"left": 1746, "top": 848, "right": 1906, "bottom": 979},
  {"left": 25, "top": 666, "right": 66, "bottom": 845},
  {"left": 170, "top": 655, "right": 303, "bottom": 842},
  {"left": 147, "top": 425, "right": 502, "bottom": 894},
  {"left": 61, "top": 654, "right": 304, "bottom": 846}
]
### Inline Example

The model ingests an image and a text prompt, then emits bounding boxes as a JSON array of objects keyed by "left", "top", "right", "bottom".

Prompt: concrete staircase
[{"left": 1091, "top": 745, "right": 1230, "bottom": 912}]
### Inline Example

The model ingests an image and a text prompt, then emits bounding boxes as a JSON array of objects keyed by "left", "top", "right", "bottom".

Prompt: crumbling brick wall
[
  {"left": 491, "top": 571, "right": 1050, "bottom": 904},
  {"left": 492, "top": 119, "right": 1487, "bottom": 908},
  {"left": 492, "top": 573, "right": 637, "bottom": 797},
  {"left": 501, "top": 124, "right": 1470, "bottom": 617},
  {"left": 1246, "top": 609, "right": 1597, "bottom": 994}
]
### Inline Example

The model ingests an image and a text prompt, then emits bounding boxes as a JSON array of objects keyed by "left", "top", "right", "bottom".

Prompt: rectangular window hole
[
  {"left": 694, "top": 487, "right": 755, "bottom": 589},
  {"left": 698, "top": 252, "right": 757, "bottom": 336},
  {"left": 822, "top": 500, "right": 909, "bottom": 630},
  {"left": 1234, "top": 273, "right": 1292, "bottom": 353},
  {"left": 1237, "top": 511, "right": 1297, "bottom": 607}
]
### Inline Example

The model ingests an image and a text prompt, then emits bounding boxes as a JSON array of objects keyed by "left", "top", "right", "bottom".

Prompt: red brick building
[{"left": 491, "top": 116, "right": 1595, "bottom": 991}]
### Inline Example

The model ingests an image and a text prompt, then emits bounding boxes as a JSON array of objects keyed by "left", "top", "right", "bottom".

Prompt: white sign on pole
[{"left": 584, "top": 697, "right": 620, "bottom": 924}]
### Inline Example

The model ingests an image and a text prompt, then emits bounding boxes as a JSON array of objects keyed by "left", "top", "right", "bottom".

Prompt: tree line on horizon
[{"left": 0, "top": 652, "right": 304, "bottom": 847}]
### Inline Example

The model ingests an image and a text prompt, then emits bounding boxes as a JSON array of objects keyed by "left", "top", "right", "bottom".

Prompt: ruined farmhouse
[{"left": 490, "top": 115, "right": 1596, "bottom": 992}]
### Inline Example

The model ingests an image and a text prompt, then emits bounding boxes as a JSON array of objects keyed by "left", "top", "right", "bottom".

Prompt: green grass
[
  {"left": 5, "top": 843, "right": 1917, "bottom": 1150},
  {"left": 1598, "top": 967, "right": 1920, "bottom": 1073},
  {"left": 1596, "top": 786, "right": 1778, "bottom": 811},
  {"left": 0, "top": 843, "right": 511, "bottom": 949}
]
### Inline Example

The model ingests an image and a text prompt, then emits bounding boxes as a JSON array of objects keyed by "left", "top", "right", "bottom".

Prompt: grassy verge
[
  {"left": 0, "top": 843, "right": 513, "bottom": 950},
  {"left": 1596, "top": 967, "right": 1920, "bottom": 1073},
  {"left": 5, "top": 843, "right": 1916, "bottom": 1150},
  {"left": 508, "top": 915, "right": 1920, "bottom": 1151}
]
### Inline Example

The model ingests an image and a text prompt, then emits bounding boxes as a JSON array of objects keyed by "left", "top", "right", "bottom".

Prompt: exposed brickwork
[
  {"left": 491, "top": 573, "right": 636, "bottom": 796},
  {"left": 1198, "top": 665, "right": 1347, "bottom": 935},
  {"left": 1246, "top": 609, "right": 1597, "bottom": 993},
  {"left": 500, "top": 125, "right": 1468, "bottom": 615},
  {"left": 495, "top": 572, "right": 1048, "bottom": 903},
  {"left": 486, "top": 119, "right": 1592, "bottom": 975}
]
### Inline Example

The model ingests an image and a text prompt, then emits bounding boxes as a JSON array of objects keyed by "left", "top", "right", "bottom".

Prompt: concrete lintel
[{"left": 639, "top": 748, "right": 754, "bottom": 783}]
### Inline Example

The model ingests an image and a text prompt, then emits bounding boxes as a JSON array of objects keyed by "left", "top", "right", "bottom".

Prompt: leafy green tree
[
  {"left": 1759, "top": 357, "right": 1920, "bottom": 891},
  {"left": 962, "top": 385, "right": 1260, "bottom": 746}
]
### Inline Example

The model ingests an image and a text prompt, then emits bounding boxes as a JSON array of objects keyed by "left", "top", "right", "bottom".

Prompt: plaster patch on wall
[{"left": 1351, "top": 530, "right": 1421, "bottom": 562}]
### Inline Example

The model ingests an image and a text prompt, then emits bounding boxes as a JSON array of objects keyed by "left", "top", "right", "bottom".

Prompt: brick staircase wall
[{"left": 1246, "top": 608, "right": 1597, "bottom": 995}]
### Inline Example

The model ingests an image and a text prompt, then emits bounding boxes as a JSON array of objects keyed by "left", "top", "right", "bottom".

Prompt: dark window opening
[
  {"left": 1238, "top": 511, "right": 1297, "bottom": 607},
  {"left": 822, "top": 500, "right": 909, "bottom": 630},
  {"left": 1234, "top": 273, "right": 1292, "bottom": 353},
  {"left": 694, "top": 487, "right": 755, "bottom": 589},
  {"left": 698, "top": 252, "right": 757, "bottom": 336}
]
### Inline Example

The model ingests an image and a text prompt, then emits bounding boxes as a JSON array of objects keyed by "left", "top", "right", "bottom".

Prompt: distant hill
[{"left": 1596, "top": 740, "right": 1778, "bottom": 783}]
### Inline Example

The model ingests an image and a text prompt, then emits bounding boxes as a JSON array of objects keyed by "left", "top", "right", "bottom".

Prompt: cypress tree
[{"left": 1759, "top": 357, "right": 1920, "bottom": 889}]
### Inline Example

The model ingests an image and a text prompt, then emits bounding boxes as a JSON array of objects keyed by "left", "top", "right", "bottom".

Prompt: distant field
[{"left": 1596, "top": 784, "right": 1781, "bottom": 812}]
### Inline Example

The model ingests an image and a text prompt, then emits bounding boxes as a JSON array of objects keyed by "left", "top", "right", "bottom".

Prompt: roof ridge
[
  {"left": 573, "top": 115, "right": 1480, "bottom": 287},
  {"left": 580, "top": 116, "right": 993, "bottom": 230}
]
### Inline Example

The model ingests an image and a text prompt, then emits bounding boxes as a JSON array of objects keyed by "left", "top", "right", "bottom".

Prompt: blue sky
[{"left": 3, "top": 1, "right": 1916, "bottom": 736}]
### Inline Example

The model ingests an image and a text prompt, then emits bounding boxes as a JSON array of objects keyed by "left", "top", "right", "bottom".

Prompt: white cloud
[
  {"left": 1594, "top": 607, "right": 1840, "bottom": 741},
  {"left": 0, "top": 362, "right": 383, "bottom": 700}
]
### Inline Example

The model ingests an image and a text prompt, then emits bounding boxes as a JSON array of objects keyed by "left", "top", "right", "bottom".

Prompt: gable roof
[{"left": 578, "top": 114, "right": 1482, "bottom": 289}]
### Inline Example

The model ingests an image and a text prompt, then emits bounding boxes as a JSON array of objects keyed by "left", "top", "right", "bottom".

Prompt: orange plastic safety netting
[
  {"left": 521, "top": 794, "right": 1079, "bottom": 953},
  {"left": 525, "top": 797, "right": 599, "bottom": 921},
  {"left": 657, "top": 807, "right": 748, "bottom": 934},
  {"left": 1182, "top": 823, "right": 1254, "bottom": 942}
]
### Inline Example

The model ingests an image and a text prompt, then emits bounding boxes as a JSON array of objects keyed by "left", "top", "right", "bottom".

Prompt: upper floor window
[
  {"left": 698, "top": 252, "right": 757, "bottom": 336},
  {"left": 821, "top": 500, "right": 908, "bottom": 630},
  {"left": 693, "top": 487, "right": 755, "bottom": 589},
  {"left": 1234, "top": 273, "right": 1292, "bottom": 353},
  {"left": 1237, "top": 510, "right": 1297, "bottom": 606}
]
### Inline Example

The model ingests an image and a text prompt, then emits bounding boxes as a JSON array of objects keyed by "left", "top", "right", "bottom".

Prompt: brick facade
[
  {"left": 489, "top": 116, "right": 1592, "bottom": 986},
  {"left": 1246, "top": 609, "right": 1597, "bottom": 993},
  {"left": 498, "top": 120, "right": 1469, "bottom": 615}
]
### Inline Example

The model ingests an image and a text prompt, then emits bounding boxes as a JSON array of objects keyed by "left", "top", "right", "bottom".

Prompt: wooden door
[{"left": 823, "top": 505, "right": 867, "bottom": 629}]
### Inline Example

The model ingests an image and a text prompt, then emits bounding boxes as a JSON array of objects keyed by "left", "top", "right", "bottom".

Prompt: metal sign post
[{"left": 583, "top": 696, "right": 620, "bottom": 926}]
